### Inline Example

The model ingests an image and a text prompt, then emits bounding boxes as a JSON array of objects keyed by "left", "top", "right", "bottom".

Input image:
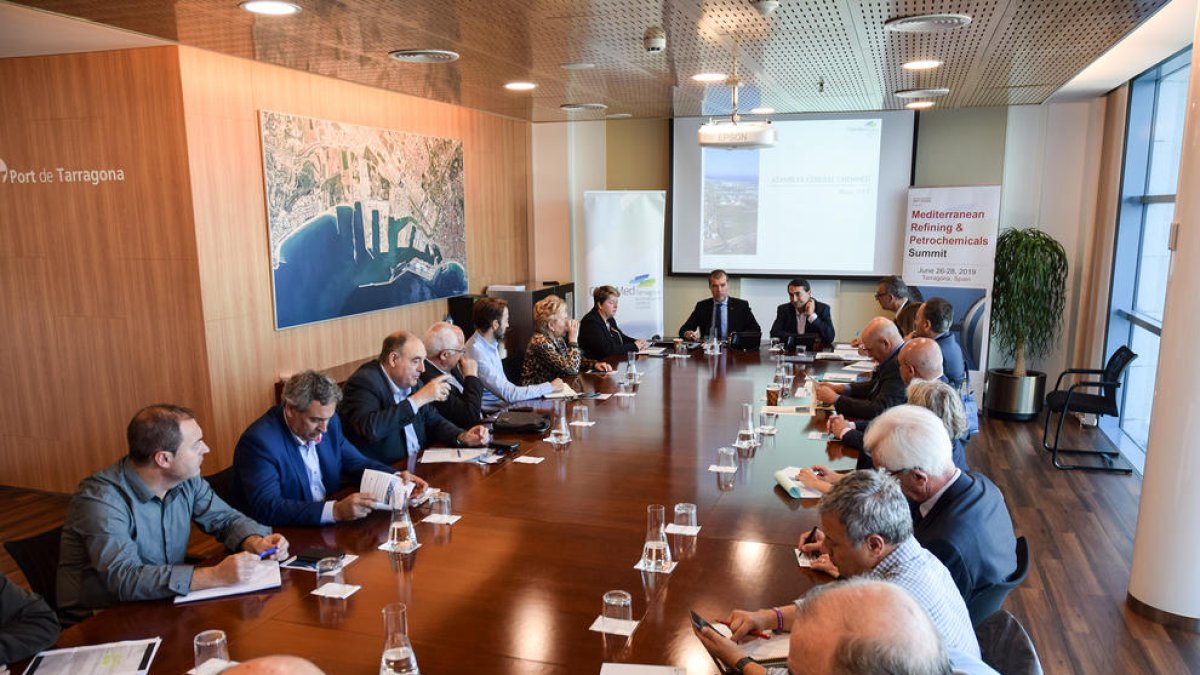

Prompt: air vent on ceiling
[
  {"left": 894, "top": 88, "right": 950, "bottom": 99},
  {"left": 388, "top": 49, "right": 460, "bottom": 64},
  {"left": 560, "top": 102, "right": 608, "bottom": 112},
  {"left": 884, "top": 14, "right": 972, "bottom": 33}
]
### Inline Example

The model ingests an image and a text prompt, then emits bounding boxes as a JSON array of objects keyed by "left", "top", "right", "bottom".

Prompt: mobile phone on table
[{"left": 690, "top": 610, "right": 716, "bottom": 632}]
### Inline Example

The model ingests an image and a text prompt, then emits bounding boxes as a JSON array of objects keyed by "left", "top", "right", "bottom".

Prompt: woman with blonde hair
[{"left": 520, "top": 295, "right": 602, "bottom": 385}]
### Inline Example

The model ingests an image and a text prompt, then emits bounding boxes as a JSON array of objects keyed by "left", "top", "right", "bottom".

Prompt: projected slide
[{"left": 700, "top": 118, "right": 882, "bottom": 271}]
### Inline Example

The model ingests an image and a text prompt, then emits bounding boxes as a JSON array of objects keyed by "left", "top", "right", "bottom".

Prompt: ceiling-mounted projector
[{"left": 698, "top": 119, "right": 777, "bottom": 149}]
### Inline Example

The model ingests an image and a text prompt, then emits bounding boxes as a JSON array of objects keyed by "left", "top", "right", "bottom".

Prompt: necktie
[{"left": 713, "top": 303, "right": 727, "bottom": 339}]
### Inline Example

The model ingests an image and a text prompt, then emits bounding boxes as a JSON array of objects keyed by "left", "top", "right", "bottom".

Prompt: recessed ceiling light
[
  {"left": 504, "top": 82, "right": 537, "bottom": 91},
  {"left": 895, "top": 88, "right": 950, "bottom": 99},
  {"left": 750, "top": 107, "right": 775, "bottom": 115},
  {"left": 239, "top": 1, "right": 301, "bottom": 15},
  {"left": 560, "top": 62, "right": 596, "bottom": 70},
  {"left": 691, "top": 72, "right": 727, "bottom": 83},
  {"left": 906, "top": 101, "right": 936, "bottom": 110},
  {"left": 606, "top": 113, "right": 633, "bottom": 119},
  {"left": 903, "top": 59, "right": 943, "bottom": 71},
  {"left": 388, "top": 49, "right": 460, "bottom": 64},
  {"left": 560, "top": 102, "right": 608, "bottom": 112},
  {"left": 885, "top": 14, "right": 972, "bottom": 33}
]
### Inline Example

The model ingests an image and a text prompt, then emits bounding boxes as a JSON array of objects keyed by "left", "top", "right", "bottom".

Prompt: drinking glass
[
  {"left": 316, "top": 557, "right": 343, "bottom": 588},
  {"left": 603, "top": 590, "right": 633, "bottom": 623},
  {"left": 758, "top": 411, "right": 778, "bottom": 436},
  {"left": 640, "top": 504, "right": 672, "bottom": 571},
  {"left": 717, "top": 446, "right": 737, "bottom": 470},
  {"left": 549, "top": 400, "right": 572, "bottom": 445},
  {"left": 736, "top": 403, "right": 758, "bottom": 449},
  {"left": 618, "top": 380, "right": 633, "bottom": 396},
  {"left": 193, "top": 629, "right": 229, "bottom": 669},
  {"left": 626, "top": 352, "right": 638, "bottom": 375},
  {"left": 765, "top": 383, "right": 781, "bottom": 406},
  {"left": 381, "top": 602, "right": 420, "bottom": 674},
  {"left": 674, "top": 503, "right": 698, "bottom": 528},
  {"left": 430, "top": 492, "right": 452, "bottom": 518},
  {"left": 571, "top": 404, "right": 590, "bottom": 426},
  {"left": 781, "top": 373, "right": 795, "bottom": 400},
  {"left": 674, "top": 338, "right": 686, "bottom": 355},
  {"left": 389, "top": 491, "right": 419, "bottom": 553},
  {"left": 770, "top": 337, "right": 781, "bottom": 351}
]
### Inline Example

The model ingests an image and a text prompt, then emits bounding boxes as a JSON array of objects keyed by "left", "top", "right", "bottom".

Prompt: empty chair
[
  {"left": 976, "top": 609, "right": 1044, "bottom": 675},
  {"left": 1041, "top": 346, "right": 1137, "bottom": 473},
  {"left": 968, "top": 536, "right": 1030, "bottom": 626},
  {"left": 3, "top": 525, "right": 63, "bottom": 612}
]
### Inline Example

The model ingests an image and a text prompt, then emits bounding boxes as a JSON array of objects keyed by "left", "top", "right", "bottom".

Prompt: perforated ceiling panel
[{"left": 11, "top": 0, "right": 1171, "bottom": 120}]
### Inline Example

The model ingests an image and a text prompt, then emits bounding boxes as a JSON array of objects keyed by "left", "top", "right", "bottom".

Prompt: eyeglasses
[
  {"left": 887, "top": 468, "right": 910, "bottom": 478},
  {"left": 874, "top": 292, "right": 889, "bottom": 300},
  {"left": 443, "top": 348, "right": 466, "bottom": 355}
]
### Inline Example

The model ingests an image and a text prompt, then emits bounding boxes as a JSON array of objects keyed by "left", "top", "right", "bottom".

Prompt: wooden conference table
[{"left": 55, "top": 349, "right": 863, "bottom": 673}]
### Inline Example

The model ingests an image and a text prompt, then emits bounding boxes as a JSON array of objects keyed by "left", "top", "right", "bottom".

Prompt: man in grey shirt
[{"left": 57, "top": 405, "right": 289, "bottom": 623}]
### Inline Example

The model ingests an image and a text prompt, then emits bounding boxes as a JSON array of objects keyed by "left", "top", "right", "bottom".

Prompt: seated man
[
  {"left": 341, "top": 331, "right": 490, "bottom": 464},
  {"left": 694, "top": 579, "right": 994, "bottom": 675},
  {"left": 417, "top": 322, "right": 484, "bottom": 429},
  {"left": 768, "top": 277, "right": 835, "bottom": 346},
  {"left": 233, "top": 371, "right": 428, "bottom": 527},
  {"left": 578, "top": 285, "right": 645, "bottom": 363},
  {"left": 58, "top": 405, "right": 288, "bottom": 623},
  {"left": 680, "top": 269, "right": 760, "bottom": 341},
  {"left": 814, "top": 317, "right": 906, "bottom": 421},
  {"left": 875, "top": 275, "right": 921, "bottom": 337},
  {"left": 465, "top": 296, "right": 564, "bottom": 412},
  {"left": 914, "top": 297, "right": 967, "bottom": 389},
  {"left": 724, "top": 471, "right": 980, "bottom": 661},
  {"left": 866, "top": 405, "right": 1018, "bottom": 612},
  {"left": 0, "top": 573, "right": 59, "bottom": 663}
]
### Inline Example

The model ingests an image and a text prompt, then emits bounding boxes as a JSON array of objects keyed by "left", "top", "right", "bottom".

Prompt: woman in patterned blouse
[{"left": 520, "top": 295, "right": 590, "bottom": 385}]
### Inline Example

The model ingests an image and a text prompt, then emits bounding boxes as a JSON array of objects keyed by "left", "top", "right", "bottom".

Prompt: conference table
[{"left": 53, "top": 349, "right": 865, "bottom": 674}]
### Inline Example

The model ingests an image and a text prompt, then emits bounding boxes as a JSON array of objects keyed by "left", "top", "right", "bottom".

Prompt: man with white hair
[
  {"left": 418, "top": 321, "right": 484, "bottom": 429},
  {"left": 814, "top": 317, "right": 907, "bottom": 421},
  {"left": 865, "top": 405, "right": 1018, "bottom": 612}
]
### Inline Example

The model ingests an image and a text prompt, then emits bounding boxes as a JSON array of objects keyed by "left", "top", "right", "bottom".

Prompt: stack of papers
[
  {"left": 545, "top": 383, "right": 580, "bottom": 399},
  {"left": 26, "top": 638, "right": 162, "bottom": 675},
  {"left": 419, "top": 448, "right": 488, "bottom": 463},
  {"left": 174, "top": 561, "right": 280, "bottom": 604},
  {"left": 636, "top": 347, "right": 667, "bottom": 356}
]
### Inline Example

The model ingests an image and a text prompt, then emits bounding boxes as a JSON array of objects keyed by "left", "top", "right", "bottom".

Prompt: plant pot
[{"left": 986, "top": 368, "right": 1046, "bottom": 421}]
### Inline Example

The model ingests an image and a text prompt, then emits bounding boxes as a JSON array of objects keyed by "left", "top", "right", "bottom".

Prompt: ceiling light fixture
[
  {"left": 903, "top": 59, "right": 943, "bottom": 71},
  {"left": 885, "top": 13, "right": 972, "bottom": 33},
  {"left": 697, "top": 44, "right": 777, "bottom": 149},
  {"left": 749, "top": 107, "right": 775, "bottom": 115},
  {"left": 906, "top": 101, "right": 936, "bottom": 110},
  {"left": 560, "top": 62, "right": 595, "bottom": 70},
  {"left": 691, "top": 72, "right": 727, "bottom": 83},
  {"left": 388, "top": 49, "right": 460, "bottom": 64},
  {"left": 239, "top": 1, "right": 301, "bottom": 15},
  {"left": 606, "top": 113, "right": 633, "bottom": 119},
  {"left": 894, "top": 87, "right": 949, "bottom": 99},
  {"left": 504, "top": 81, "right": 537, "bottom": 91},
  {"left": 560, "top": 102, "right": 608, "bottom": 112}
]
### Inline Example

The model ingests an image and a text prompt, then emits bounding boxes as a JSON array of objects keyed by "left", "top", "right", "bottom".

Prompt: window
[{"left": 1106, "top": 48, "right": 1190, "bottom": 461}]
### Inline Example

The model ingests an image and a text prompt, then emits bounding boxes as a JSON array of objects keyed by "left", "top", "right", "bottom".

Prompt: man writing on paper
[
  {"left": 465, "top": 297, "right": 565, "bottom": 412},
  {"left": 341, "top": 330, "right": 490, "bottom": 465},
  {"left": 417, "top": 322, "right": 485, "bottom": 429},
  {"left": 680, "top": 269, "right": 761, "bottom": 341},
  {"left": 58, "top": 405, "right": 289, "bottom": 623},
  {"left": 814, "top": 317, "right": 907, "bottom": 421},
  {"left": 233, "top": 371, "right": 428, "bottom": 527},
  {"left": 768, "top": 277, "right": 835, "bottom": 346}
]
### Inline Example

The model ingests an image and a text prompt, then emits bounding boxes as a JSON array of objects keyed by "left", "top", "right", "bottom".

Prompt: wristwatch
[{"left": 733, "top": 656, "right": 757, "bottom": 673}]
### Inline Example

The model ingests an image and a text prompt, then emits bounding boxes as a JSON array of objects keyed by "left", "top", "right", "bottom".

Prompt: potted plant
[{"left": 986, "top": 227, "right": 1068, "bottom": 421}]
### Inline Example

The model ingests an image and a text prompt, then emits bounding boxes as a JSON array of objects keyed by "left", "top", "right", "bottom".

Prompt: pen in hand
[
  {"left": 258, "top": 547, "right": 278, "bottom": 559},
  {"left": 803, "top": 526, "right": 819, "bottom": 547}
]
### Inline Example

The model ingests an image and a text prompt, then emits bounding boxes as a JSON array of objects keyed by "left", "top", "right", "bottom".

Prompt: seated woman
[
  {"left": 578, "top": 285, "right": 647, "bottom": 365},
  {"left": 520, "top": 295, "right": 596, "bottom": 386},
  {"left": 796, "top": 379, "right": 969, "bottom": 494}
]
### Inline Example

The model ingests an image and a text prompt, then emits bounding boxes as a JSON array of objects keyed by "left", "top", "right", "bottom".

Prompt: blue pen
[{"left": 258, "top": 547, "right": 277, "bottom": 559}]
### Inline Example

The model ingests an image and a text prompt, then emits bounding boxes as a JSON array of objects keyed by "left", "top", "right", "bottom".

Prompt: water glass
[
  {"left": 674, "top": 503, "right": 698, "bottom": 528},
  {"left": 193, "top": 629, "right": 229, "bottom": 668},
  {"left": 781, "top": 373, "right": 795, "bottom": 399},
  {"left": 717, "top": 446, "right": 737, "bottom": 470},
  {"left": 603, "top": 590, "right": 633, "bottom": 622},
  {"left": 316, "top": 557, "right": 343, "bottom": 588},
  {"left": 571, "top": 404, "right": 589, "bottom": 425},
  {"left": 618, "top": 380, "right": 633, "bottom": 396},
  {"left": 674, "top": 338, "right": 686, "bottom": 355},
  {"left": 758, "top": 411, "right": 778, "bottom": 436},
  {"left": 430, "top": 492, "right": 451, "bottom": 518}
]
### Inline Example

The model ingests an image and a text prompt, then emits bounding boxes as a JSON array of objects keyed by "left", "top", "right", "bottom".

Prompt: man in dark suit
[
  {"left": 768, "top": 276, "right": 835, "bottom": 346},
  {"left": 232, "top": 370, "right": 428, "bottom": 527},
  {"left": 914, "top": 297, "right": 967, "bottom": 389},
  {"left": 340, "top": 331, "right": 491, "bottom": 465},
  {"left": 866, "top": 405, "right": 1018, "bottom": 610},
  {"left": 874, "top": 275, "right": 921, "bottom": 337},
  {"left": 418, "top": 321, "right": 484, "bottom": 429},
  {"left": 579, "top": 285, "right": 646, "bottom": 362},
  {"left": 815, "top": 317, "right": 907, "bottom": 421},
  {"left": 679, "top": 269, "right": 760, "bottom": 340}
]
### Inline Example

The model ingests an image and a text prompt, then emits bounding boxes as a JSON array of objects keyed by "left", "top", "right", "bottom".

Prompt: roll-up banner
[
  {"left": 581, "top": 191, "right": 666, "bottom": 339},
  {"left": 902, "top": 186, "right": 1002, "bottom": 396}
]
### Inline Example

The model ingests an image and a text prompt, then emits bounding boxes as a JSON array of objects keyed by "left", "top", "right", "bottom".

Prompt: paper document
[
  {"left": 513, "top": 455, "right": 545, "bottom": 464},
  {"left": 820, "top": 372, "right": 858, "bottom": 383},
  {"left": 600, "top": 665, "right": 685, "bottom": 675},
  {"left": 707, "top": 464, "right": 737, "bottom": 473},
  {"left": 310, "top": 583, "right": 360, "bottom": 599},
  {"left": 845, "top": 361, "right": 876, "bottom": 372},
  {"left": 24, "top": 637, "right": 161, "bottom": 675},
  {"left": 419, "top": 448, "right": 487, "bottom": 463},
  {"left": 762, "top": 405, "right": 813, "bottom": 416},
  {"left": 664, "top": 523, "right": 700, "bottom": 536},
  {"left": 807, "top": 431, "right": 835, "bottom": 442},
  {"left": 545, "top": 383, "right": 580, "bottom": 399},
  {"left": 794, "top": 548, "right": 814, "bottom": 568},
  {"left": 360, "top": 468, "right": 412, "bottom": 509},
  {"left": 174, "top": 560, "right": 280, "bottom": 604},
  {"left": 742, "top": 632, "right": 791, "bottom": 661},
  {"left": 421, "top": 514, "right": 462, "bottom": 525},
  {"left": 589, "top": 616, "right": 640, "bottom": 637},
  {"left": 636, "top": 347, "right": 666, "bottom": 356},
  {"left": 774, "top": 467, "right": 822, "bottom": 499}
]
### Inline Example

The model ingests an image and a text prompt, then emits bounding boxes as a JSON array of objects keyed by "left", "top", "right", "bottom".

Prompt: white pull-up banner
[{"left": 581, "top": 191, "right": 666, "bottom": 339}]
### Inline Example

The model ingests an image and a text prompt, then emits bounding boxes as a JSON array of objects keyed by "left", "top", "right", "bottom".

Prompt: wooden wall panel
[
  {"left": 0, "top": 47, "right": 214, "bottom": 492},
  {"left": 177, "top": 47, "right": 532, "bottom": 462}
]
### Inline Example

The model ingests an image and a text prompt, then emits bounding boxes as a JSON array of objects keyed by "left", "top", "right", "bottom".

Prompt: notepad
[{"left": 174, "top": 561, "right": 280, "bottom": 604}]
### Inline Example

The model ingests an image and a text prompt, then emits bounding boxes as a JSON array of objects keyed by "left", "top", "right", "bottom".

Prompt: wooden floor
[{"left": 1, "top": 415, "right": 1196, "bottom": 674}]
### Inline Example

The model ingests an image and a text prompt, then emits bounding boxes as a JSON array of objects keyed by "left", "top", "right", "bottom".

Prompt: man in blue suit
[
  {"left": 232, "top": 370, "right": 427, "bottom": 527},
  {"left": 914, "top": 297, "right": 966, "bottom": 389},
  {"left": 865, "top": 405, "right": 1017, "bottom": 612}
]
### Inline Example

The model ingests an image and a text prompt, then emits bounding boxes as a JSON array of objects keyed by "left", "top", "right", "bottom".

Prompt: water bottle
[
  {"left": 639, "top": 504, "right": 673, "bottom": 572},
  {"left": 380, "top": 602, "right": 420, "bottom": 675}
]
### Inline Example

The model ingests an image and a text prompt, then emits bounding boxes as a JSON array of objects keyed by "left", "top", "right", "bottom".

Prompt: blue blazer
[
  {"left": 231, "top": 406, "right": 394, "bottom": 527},
  {"left": 935, "top": 331, "right": 967, "bottom": 389},
  {"left": 914, "top": 472, "right": 1018, "bottom": 608}
]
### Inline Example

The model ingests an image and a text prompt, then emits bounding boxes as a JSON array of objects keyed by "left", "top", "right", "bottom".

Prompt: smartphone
[
  {"left": 295, "top": 546, "right": 344, "bottom": 563},
  {"left": 690, "top": 610, "right": 715, "bottom": 632},
  {"left": 488, "top": 440, "right": 520, "bottom": 454}
]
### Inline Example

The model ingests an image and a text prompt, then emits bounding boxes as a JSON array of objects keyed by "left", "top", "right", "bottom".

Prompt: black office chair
[
  {"left": 1041, "top": 346, "right": 1137, "bottom": 473},
  {"left": 968, "top": 536, "right": 1030, "bottom": 626},
  {"left": 976, "top": 610, "right": 1044, "bottom": 675},
  {"left": 4, "top": 525, "right": 64, "bottom": 612},
  {"left": 204, "top": 465, "right": 237, "bottom": 505}
]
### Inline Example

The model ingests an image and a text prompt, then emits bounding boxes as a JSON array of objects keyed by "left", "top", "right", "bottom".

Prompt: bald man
[
  {"left": 418, "top": 322, "right": 484, "bottom": 429},
  {"left": 814, "top": 317, "right": 907, "bottom": 421}
]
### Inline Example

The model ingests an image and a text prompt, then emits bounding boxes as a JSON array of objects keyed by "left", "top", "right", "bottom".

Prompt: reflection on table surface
[{"left": 55, "top": 350, "right": 865, "bottom": 673}]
